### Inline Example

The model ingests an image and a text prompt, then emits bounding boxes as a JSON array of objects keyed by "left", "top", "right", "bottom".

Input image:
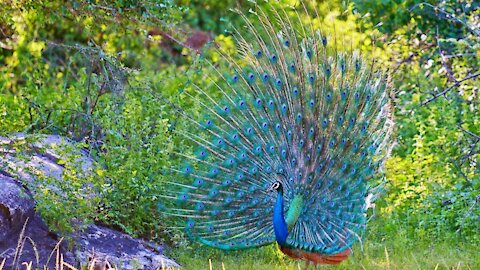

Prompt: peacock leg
[{"left": 304, "top": 261, "right": 310, "bottom": 270}]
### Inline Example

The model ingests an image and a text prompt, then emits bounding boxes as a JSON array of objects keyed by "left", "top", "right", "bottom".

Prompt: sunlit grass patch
[{"left": 168, "top": 236, "right": 479, "bottom": 270}]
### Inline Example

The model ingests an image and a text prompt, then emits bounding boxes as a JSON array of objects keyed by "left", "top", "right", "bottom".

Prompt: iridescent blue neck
[{"left": 273, "top": 187, "right": 288, "bottom": 246}]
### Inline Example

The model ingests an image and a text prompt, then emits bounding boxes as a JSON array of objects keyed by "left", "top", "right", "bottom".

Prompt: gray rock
[
  {"left": 0, "top": 174, "right": 35, "bottom": 242},
  {"left": 74, "top": 224, "right": 179, "bottom": 269},
  {"left": 0, "top": 175, "right": 75, "bottom": 269},
  {"left": 0, "top": 134, "right": 180, "bottom": 269},
  {"left": 0, "top": 133, "right": 95, "bottom": 191}
]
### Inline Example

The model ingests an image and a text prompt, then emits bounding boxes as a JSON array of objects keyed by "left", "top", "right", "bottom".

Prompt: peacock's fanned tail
[{"left": 161, "top": 3, "right": 394, "bottom": 254}]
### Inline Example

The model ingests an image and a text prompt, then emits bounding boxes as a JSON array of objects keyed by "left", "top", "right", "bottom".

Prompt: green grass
[{"left": 167, "top": 234, "right": 479, "bottom": 270}]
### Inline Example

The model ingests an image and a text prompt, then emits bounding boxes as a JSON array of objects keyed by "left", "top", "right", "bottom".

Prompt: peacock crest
[{"left": 160, "top": 2, "right": 394, "bottom": 264}]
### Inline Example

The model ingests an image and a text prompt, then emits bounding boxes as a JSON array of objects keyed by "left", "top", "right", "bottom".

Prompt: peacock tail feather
[{"left": 160, "top": 2, "right": 394, "bottom": 256}]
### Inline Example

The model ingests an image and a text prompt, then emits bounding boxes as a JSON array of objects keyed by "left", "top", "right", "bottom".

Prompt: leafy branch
[
  {"left": 421, "top": 72, "right": 480, "bottom": 105},
  {"left": 410, "top": 2, "right": 480, "bottom": 37}
]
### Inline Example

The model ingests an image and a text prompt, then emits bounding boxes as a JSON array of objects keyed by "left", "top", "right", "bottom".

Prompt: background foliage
[{"left": 0, "top": 0, "right": 478, "bottom": 268}]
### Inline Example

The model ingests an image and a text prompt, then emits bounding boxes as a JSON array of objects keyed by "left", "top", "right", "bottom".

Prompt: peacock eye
[{"left": 269, "top": 182, "right": 278, "bottom": 191}]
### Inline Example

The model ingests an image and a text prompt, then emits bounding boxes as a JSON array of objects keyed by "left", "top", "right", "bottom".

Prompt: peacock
[{"left": 160, "top": 2, "right": 394, "bottom": 267}]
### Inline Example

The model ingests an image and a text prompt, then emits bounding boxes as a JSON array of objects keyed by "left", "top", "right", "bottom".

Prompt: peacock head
[{"left": 267, "top": 181, "right": 283, "bottom": 193}]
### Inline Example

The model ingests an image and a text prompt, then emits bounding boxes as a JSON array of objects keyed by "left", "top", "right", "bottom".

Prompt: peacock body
[{"left": 161, "top": 2, "right": 393, "bottom": 266}]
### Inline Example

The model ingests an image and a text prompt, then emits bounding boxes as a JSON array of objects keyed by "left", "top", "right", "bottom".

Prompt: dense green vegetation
[{"left": 0, "top": 0, "right": 478, "bottom": 269}]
